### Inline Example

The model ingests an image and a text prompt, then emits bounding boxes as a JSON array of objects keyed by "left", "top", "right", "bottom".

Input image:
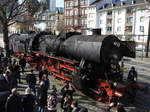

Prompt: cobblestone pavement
[{"left": 17, "top": 59, "right": 150, "bottom": 112}]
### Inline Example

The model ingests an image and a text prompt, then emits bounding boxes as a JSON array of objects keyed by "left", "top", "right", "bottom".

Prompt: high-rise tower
[{"left": 47, "top": 0, "right": 56, "bottom": 11}]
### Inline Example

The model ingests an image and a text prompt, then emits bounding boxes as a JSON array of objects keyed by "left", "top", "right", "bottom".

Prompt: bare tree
[
  {"left": 0, "top": 0, "right": 40, "bottom": 56},
  {"left": 0, "top": 0, "right": 27, "bottom": 56},
  {"left": 146, "top": 18, "right": 150, "bottom": 57},
  {"left": 144, "top": 7, "right": 150, "bottom": 58}
]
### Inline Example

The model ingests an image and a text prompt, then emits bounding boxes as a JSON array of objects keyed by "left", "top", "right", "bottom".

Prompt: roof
[
  {"left": 90, "top": 0, "right": 149, "bottom": 10},
  {"left": 90, "top": 0, "right": 103, "bottom": 5}
]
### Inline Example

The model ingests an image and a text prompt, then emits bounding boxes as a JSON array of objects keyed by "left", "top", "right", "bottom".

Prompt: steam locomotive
[{"left": 9, "top": 31, "right": 147, "bottom": 103}]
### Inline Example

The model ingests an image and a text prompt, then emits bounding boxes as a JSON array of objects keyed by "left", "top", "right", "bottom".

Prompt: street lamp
[{"left": 141, "top": 27, "right": 144, "bottom": 60}]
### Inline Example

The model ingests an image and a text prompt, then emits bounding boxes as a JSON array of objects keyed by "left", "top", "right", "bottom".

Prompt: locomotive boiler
[{"left": 32, "top": 33, "right": 135, "bottom": 64}]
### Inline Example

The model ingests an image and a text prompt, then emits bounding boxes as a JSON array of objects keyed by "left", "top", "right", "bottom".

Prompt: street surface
[
  {"left": 123, "top": 58, "right": 150, "bottom": 112},
  {"left": 17, "top": 57, "right": 150, "bottom": 112}
]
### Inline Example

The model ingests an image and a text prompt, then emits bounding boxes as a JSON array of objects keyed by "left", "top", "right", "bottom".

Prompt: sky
[
  {"left": 19, "top": 0, "right": 64, "bottom": 7},
  {"left": 56, "top": 0, "right": 64, "bottom": 7}
]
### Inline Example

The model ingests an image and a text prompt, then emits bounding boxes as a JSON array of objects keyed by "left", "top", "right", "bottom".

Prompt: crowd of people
[
  {"left": 0, "top": 51, "right": 139, "bottom": 112},
  {"left": 0, "top": 52, "right": 89, "bottom": 112}
]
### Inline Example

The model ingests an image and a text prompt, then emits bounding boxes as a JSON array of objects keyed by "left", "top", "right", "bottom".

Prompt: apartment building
[
  {"left": 64, "top": 0, "right": 88, "bottom": 33},
  {"left": 87, "top": 0, "right": 150, "bottom": 44}
]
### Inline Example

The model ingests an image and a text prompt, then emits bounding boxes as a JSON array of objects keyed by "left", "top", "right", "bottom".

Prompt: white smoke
[{"left": 34, "top": 23, "right": 47, "bottom": 31}]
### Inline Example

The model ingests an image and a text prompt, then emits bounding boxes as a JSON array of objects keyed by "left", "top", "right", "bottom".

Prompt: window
[
  {"left": 118, "top": 10, "right": 121, "bottom": 15},
  {"left": 74, "top": 19, "right": 78, "bottom": 25},
  {"left": 70, "top": 19, "right": 72, "bottom": 26},
  {"left": 107, "top": 27, "right": 112, "bottom": 32},
  {"left": 70, "top": 2, "right": 73, "bottom": 7},
  {"left": 70, "top": 10, "right": 73, "bottom": 16},
  {"left": 138, "top": 36, "right": 142, "bottom": 40},
  {"left": 74, "top": 1, "right": 78, "bottom": 6},
  {"left": 66, "top": 11, "right": 68, "bottom": 16},
  {"left": 88, "top": 20, "right": 94, "bottom": 25},
  {"left": 140, "top": 26, "right": 144, "bottom": 32},
  {"left": 84, "top": 20, "right": 87, "bottom": 25},
  {"left": 99, "top": 13, "right": 102, "bottom": 17},
  {"left": 107, "top": 19, "right": 112, "bottom": 24},
  {"left": 89, "top": 13, "right": 94, "bottom": 18},
  {"left": 99, "top": 20, "right": 102, "bottom": 24},
  {"left": 127, "top": 8, "right": 133, "bottom": 14},
  {"left": 42, "top": 15, "right": 46, "bottom": 20},
  {"left": 85, "top": 9, "right": 87, "bottom": 14},
  {"left": 107, "top": 11, "right": 112, "bottom": 15},
  {"left": 74, "top": 10, "right": 78, "bottom": 15},
  {"left": 82, "top": 9, "right": 84, "bottom": 15},
  {"left": 117, "top": 27, "right": 121, "bottom": 32},
  {"left": 117, "top": 18, "right": 121, "bottom": 23},
  {"left": 125, "top": 26, "right": 132, "bottom": 32},
  {"left": 66, "top": 20, "right": 69, "bottom": 26},
  {"left": 140, "top": 16, "right": 145, "bottom": 22},
  {"left": 127, "top": 17, "right": 133, "bottom": 23}
]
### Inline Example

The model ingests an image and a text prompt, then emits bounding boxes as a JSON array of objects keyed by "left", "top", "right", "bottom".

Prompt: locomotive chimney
[{"left": 92, "top": 29, "right": 101, "bottom": 35}]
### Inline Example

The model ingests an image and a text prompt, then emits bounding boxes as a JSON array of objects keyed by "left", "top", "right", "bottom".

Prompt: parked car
[{"left": 136, "top": 45, "right": 145, "bottom": 51}]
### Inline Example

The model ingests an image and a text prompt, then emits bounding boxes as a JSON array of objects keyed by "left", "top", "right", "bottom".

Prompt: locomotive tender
[{"left": 10, "top": 31, "right": 147, "bottom": 103}]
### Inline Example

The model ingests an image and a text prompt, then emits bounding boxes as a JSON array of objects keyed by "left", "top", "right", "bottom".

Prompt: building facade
[
  {"left": 64, "top": 0, "right": 88, "bottom": 33},
  {"left": 34, "top": 10, "right": 56, "bottom": 32},
  {"left": 87, "top": 0, "right": 150, "bottom": 45},
  {"left": 34, "top": 8, "right": 64, "bottom": 34}
]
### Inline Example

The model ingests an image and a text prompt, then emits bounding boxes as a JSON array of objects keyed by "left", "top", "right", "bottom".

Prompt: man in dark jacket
[
  {"left": 19, "top": 57, "right": 26, "bottom": 73},
  {"left": 26, "top": 70, "right": 36, "bottom": 93},
  {"left": 5, "top": 88, "right": 22, "bottom": 112},
  {"left": 61, "top": 82, "right": 75, "bottom": 99},
  {"left": 37, "top": 81, "right": 48, "bottom": 112},
  {"left": 14, "top": 63, "right": 21, "bottom": 83},
  {"left": 127, "top": 66, "right": 138, "bottom": 82},
  {"left": 10, "top": 65, "right": 18, "bottom": 89},
  {"left": 39, "top": 66, "right": 48, "bottom": 83},
  {"left": 22, "top": 88, "right": 35, "bottom": 112}
]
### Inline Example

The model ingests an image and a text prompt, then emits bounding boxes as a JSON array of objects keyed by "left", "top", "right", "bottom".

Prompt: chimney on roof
[
  {"left": 121, "top": 1, "right": 125, "bottom": 6},
  {"left": 132, "top": 0, "right": 136, "bottom": 4},
  {"left": 144, "top": 0, "right": 150, "bottom": 2},
  {"left": 111, "top": 3, "right": 115, "bottom": 7},
  {"left": 103, "top": 5, "right": 105, "bottom": 9}
]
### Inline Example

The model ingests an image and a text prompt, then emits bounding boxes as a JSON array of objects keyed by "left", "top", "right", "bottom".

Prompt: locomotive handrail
[{"left": 33, "top": 51, "right": 76, "bottom": 65}]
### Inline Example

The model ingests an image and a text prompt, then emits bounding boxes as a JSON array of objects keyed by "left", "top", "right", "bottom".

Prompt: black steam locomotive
[{"left": 9, "top": 31, "right": 140, "bottom": 103}]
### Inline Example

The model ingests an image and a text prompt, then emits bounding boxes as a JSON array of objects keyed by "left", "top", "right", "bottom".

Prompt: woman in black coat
[
  {"left": 22, "top": 88, "right": 35, "bottom": 112},
  {"left": 37, "top": 81, "right": 48, "bottom": 112}
]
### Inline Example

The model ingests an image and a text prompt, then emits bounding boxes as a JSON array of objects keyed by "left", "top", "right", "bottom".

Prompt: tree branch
[
  {"left": 8, "top": 8, "right": 27, "bottom": 22},
  {"left": 0, "top": 2, "right": 7, "bottom": 20},
  {"left": 7, "top": 0, "right": 27, "bottom": 21}
]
